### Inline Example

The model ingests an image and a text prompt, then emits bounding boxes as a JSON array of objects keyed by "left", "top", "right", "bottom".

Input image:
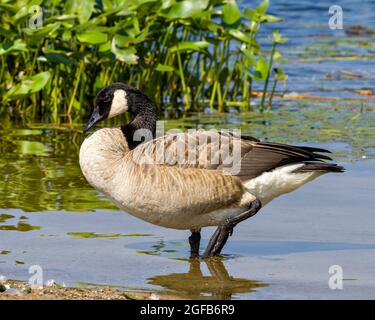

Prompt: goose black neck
[{"left": 121, "top": 97, "right": 157, "bottom": 150}]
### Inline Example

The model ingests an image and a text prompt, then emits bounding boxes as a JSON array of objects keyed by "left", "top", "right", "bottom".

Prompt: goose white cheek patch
[{"left": 109, "top": 89, "right": 128, "bottom": 118}]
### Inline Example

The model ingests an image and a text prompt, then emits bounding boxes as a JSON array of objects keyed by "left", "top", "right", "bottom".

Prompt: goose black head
[{"left": 83, "top": 83, "right": 156, "bottom": 133}]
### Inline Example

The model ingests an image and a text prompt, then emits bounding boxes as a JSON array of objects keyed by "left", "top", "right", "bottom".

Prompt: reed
[{"left": 0, "top": 0, "right": 287, "bottom": 122}]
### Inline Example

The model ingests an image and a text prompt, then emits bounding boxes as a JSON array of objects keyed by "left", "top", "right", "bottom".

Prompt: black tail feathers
[{"left": 293, "top": 162, "right": 345, "bottom": 173}]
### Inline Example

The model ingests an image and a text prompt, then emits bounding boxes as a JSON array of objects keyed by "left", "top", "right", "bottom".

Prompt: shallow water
[
  {"left": 0, "top": 160, "right": 374, "bottom": 299},
  {"left": 1, "top": 0, "right": 375, "bottom": 299}
]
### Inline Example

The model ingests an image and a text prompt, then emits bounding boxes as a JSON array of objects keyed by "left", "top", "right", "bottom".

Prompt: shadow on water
[{"left": 148, "top": 258, "right": 267, "bottom": 300}]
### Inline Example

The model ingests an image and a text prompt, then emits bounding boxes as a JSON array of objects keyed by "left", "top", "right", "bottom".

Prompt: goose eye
[{"left": 103, "top": 95, "right": 111, "bottom": 102}]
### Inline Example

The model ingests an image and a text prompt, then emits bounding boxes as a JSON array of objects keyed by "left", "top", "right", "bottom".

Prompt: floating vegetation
[
  {"left": 67, "top": 231, "right": 152, "bottom": 239},
  {"left": 0, "top": 0, "right": 286, "bottom": 121},
  {"left": 136, "top": 250, "right": 160, "bottom": 256},
  {"left": 0, "top": 222, "right": 41, "bottom": 232},
  {"left": 0, "top": 214, "right": 15, "bottom": 223},
  {"left": 298, "top": 32, "right": 375, "bottom": 63}
]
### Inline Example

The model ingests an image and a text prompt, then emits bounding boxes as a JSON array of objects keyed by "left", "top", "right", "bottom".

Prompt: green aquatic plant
[
  {"left": 0, "top": 213, "right": 15, "bottom": 223},
  {"left": 0, "top": 0, "right": 286, "bottom": 121},
  {"left": 67, "top": 231, "right": 152, "bottom": 239},
  {"left": 0, "top": 222, "right": 40, "bottom": 231}
]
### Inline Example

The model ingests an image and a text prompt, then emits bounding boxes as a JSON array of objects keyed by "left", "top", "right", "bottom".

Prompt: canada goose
[{"left": 80, "top": 83, "right": 345, "bottom": 258}]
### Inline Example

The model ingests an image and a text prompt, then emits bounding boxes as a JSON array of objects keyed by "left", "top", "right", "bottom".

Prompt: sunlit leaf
[
  {"left": 252, "top": 56, "right": 268, "bottom": 81},
  {"left": 169, "top": 41, "right": 210, "bottom": 53},
  {"left": 5, "top": 71, "right": 51, "bottom": 100},
  {"left": 244, "top": 7, "right": 281, "bottom": 23},
  {"left": 65, "top": 0, "right": 95, "bottom": 24},
  {"left": 111, "top": 42, "right": 138, "bottom": 64},
  {"left": 77, "top": 31, "right": 108, "bottom": 44},
  {"left": 228, "top": 29, "right": 251, "bottom": 44},
  {"left": 273, "top": 50, "right": 282, "bottom": 60},
  {"left": 164, "top": 0, "right": 209, "bottom": 19},
  {"left": 99, "top": 41, "right": 111, "bottom": 52},
  {"left": 272, "top": 30, "right": 288, "bottom": 43},
  {"left": 221, "top": 1, "right": 241, "bottom": 25},
  {"left": 241, "top": 47, "right": 256, "bottom": 66},
  {"left": 273, "top": 68, "right": 288, "bottom": 81},
  {"left": 155, "top": 64, "right": 175, "bottom": 72},
  {"left": 0, "top": 39, "right": 27, "bottom": 55},
  {"left": 23, "top": 22, "right": 61, "bottom": 38},
  {"left": 256, "top": 0, "right": 269, "bottom": 14}
]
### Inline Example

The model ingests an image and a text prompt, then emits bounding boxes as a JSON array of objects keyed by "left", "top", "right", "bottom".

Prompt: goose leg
[
  {"left": 189, "top": 231, "right": 201, "bottom": 258},
  {"left": 203, "top": 199, "right": 262, "bottom": 258}
]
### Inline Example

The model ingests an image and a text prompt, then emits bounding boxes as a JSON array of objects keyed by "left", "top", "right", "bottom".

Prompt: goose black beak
[{"left": 83, "top": 107, "right": 102, "bottom": 133}]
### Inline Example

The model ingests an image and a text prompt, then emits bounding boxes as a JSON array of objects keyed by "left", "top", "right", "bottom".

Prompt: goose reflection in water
[{"left": 148, "top": 258, "right": 268, "bottom": 300}]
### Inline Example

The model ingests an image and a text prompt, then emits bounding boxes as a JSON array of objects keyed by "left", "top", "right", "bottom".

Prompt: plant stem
[
  {"left": 259, "top": 42, "right": 276, "bottom": 113},
  {"left": 266, "top": 79, "right": 277, "bottom": 112},
  {"left": 67, "top": 59, "right": 84, "bottom": 115},
  {"left": 29, "top": 40, "right": 43, "bottom": 76},
  {"left": 176, "top": 44, "right": 190, "bottom": 110},
  {"left": 210, "top": 80, "right": 217, "bottom": 110}
]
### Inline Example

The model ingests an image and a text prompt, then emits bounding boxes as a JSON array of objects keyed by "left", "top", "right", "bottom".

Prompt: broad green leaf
[
  {"left": 5, "top": 71, "right": 51, "bottom": 100},
  {"left": 111, "top": 43, "right": 138, "bottom": 64},
  {"left": 252, "top": 56, "right": 268, "bottom": 81},
  {"left": 221, "top": 1, "right": 241, "bottom": 25},
  {"left": 27, "top": 71, "right": 51, "bottom": 92},
  {"left": 77, "top": 31, "right": 108, "bottom": 44},
  {"left": 256, "top": 0, "right": 269, "bottom": 14},
  {"left": 164, "top": 0, "right": 209, "bottom": 19},
  {"left": 43, "top": 50, "right": 73, "bottom": 65},
  {"left": 0, "top": 39, "right": 27, "bottom": 56},
  {"left": 261, "top": 14, "right": 282, "bottom": 23},
  {"left": 202, "top": 21, "right": 222, "bottom": 34},
  {"left": 169, "top": 41, "right": 210, "bottom": 53},
  {"left": 228, "top": 29, "right": 251, "bottom": 44},
  {"left": 274, "top": 68, "right": 288, "bottom": 81},
  {"left": 45, "top": 14, "right": 77, "bottom": 24},
  {"left": 131, "top": 0, "right": 159, "bottom": 12},
  {"left": 161, "top": 0, "right": 176, "bottom": 10},
  {"left": 13, "top": 7, "right": 27, "bottom": 21},
  {"left": 65, "top": 0, "right": 95, "bottom": 24},
  {"left": 23, "top": 22, "right": 61, "bottom": 38},
  {"left": 102, "top": 0, "right": 115, "bottom": 11},
  {"left": 113, "top": 34, "right": 132, "bottom": 47},
  {"left": 27, "top": 0, "right": 44, "bottom": 6},
  {"left": 0, "top": 3, "right": 17, "bottom": 14},
  {"left": 241, "top": 47, "right": 256, "bottom": 66},
  {"left": 272, "top": 30, "right": 288, "bottom": 43},
  {"left": 244, "top": 8, "right": 281, "bottom": 23},
  {"left": 113, "top": 27, "right": 149, "bottom": 48},
  {"left": 99, "top": 41, "right": 111, "bottom": 52},
  {"left": 273, "top": 50, "right": 282, "bottom": 60},
  {"left": 155, "top": 64, "right": 175, "bottom": 72},
  {"left": 243, "top": 8, "right": 256, "bottom": 21}
]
